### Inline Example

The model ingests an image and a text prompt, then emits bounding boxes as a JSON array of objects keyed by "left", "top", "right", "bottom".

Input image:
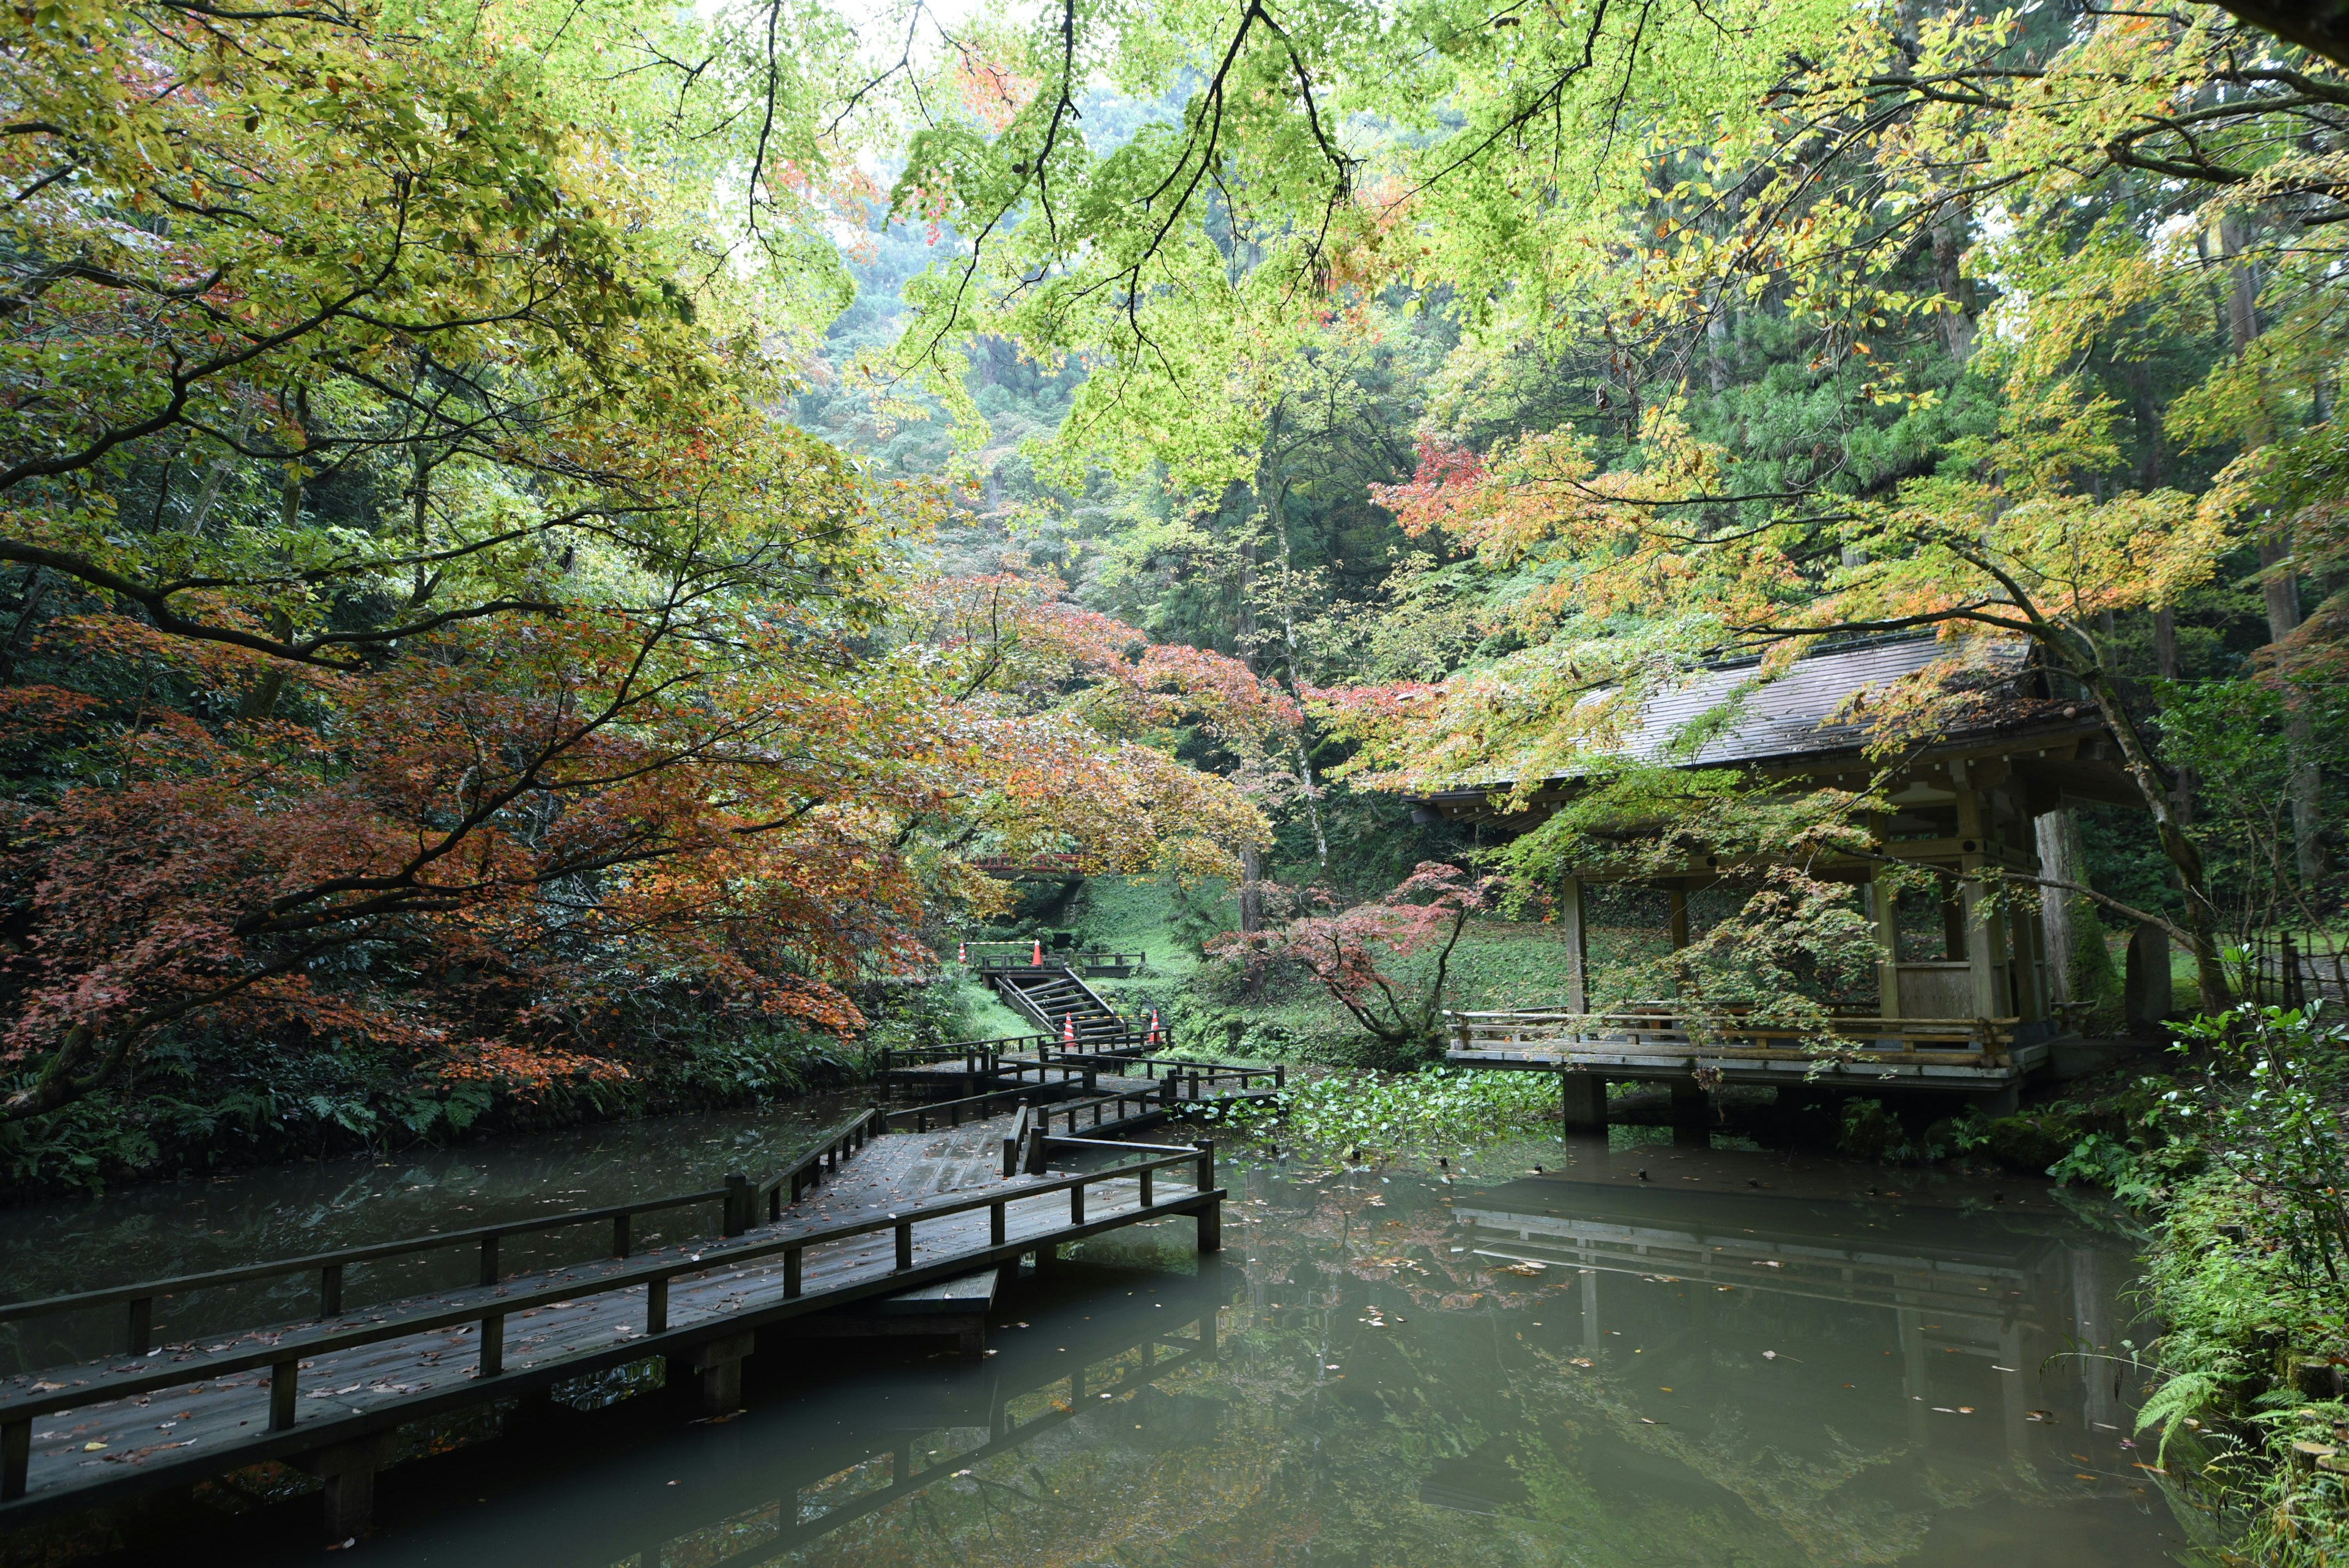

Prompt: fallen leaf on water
[{"left": 1762, "top": 1351, "right": 1778, "bottom": 1361}]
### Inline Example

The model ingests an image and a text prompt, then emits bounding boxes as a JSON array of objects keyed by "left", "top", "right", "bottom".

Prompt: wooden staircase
[{"left": 990, "top": 962, "right": 1131, "bottom": 1048}]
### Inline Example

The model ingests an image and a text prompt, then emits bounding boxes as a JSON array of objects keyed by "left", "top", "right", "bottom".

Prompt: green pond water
[{"left": 0, "top": 1109, "right": 2203, "bottom": 1567}]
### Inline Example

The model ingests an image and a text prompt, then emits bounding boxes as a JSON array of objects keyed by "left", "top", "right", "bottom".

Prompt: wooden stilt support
[
  {"left": 687, "top": 1331, "right": 754, "bottom": 1414},
  {"left": 1559, "top": 1069, "right": 1606, "bottom": 1132},
  {"left": 299, "top": 1438, "right": 390, "bottom": 1545}
]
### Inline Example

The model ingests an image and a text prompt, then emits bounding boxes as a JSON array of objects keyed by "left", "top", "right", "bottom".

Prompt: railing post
[
  {"left": 480, "top": 1313, "right": 504, "bottom": 1378},
  {"left": 784, "top": 1247, "right": 803, "bottom": 1298},
  {"left": 613, "top": 1214, "right": 632, "bottom": 1258},
  {"left": 648, "top": 1277, "right": 669, "bottom": 1334},
  {"left": 127, "top": 1296, "right": 153, "bottom": 1356},
  {"left": 1194, "top": 1141, "right": 1222, "bottom": 1254},
  {"left": 270, "top": 1358, "right": 298, "bottom": 1432},
  {"left": 1275, "top": 1064, "right": 1286, "bottom": 1089},
  {"left": 478, "top": 1235, "right": 499, "bottom": 1288},
  {"left": 895, "top": 1219, "right": 915, "bottom": 1271},
  {"left": 1, "top": 1418, "right": 26, "bottom": 1502},
  {"left": 990, "top": 1201, "right": 1006, "bottom": 1246},
  {"left": 321, "top": 1263, "right": 344, "bottom": 1319},
  {"left": 1071, "top": 1181, "right": 1086, "bottom": 1225},
  {"left": 1160, "top": 1076, "right": 1175, "bottom": 1107},
  {"left": 724, "top": 1172, "right": 751, "bottom": 1236},
  {"left": 1140, "top": 1167, "right": 1154, "bottom": 1208}
]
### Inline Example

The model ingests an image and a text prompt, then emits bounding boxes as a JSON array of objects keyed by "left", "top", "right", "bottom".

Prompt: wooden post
[
  {"left": 894, "top": 1219, "right": 914, "bottom": 1271},
  {"left": 1071, "top": 1183, "right": 1086, "bottom": 1225},
  {"left": 1668, "top": 1078, "right": 1708, "bottom": 1146},
  {"left": 1140, "top": 1167, "right": 1155, "bottom": 1207},
  {"left": 271, "top": 1358, "right": 299, "bottom": 1431},
  {"left": 127, "top": 1296, "right": 153, "bottom": 1356},
  {"left": 321, "top": 1264, "right": 343, "bottom": 1319},
  {"left": 480, "top": 1313, "right": 504, "bottom": 1378},
  {"left": 612, "top": 1214, "right": 631, "bottom": 1258},
  {"left": 648, "top": 1277, "right": 669, "bottom": 1334},
  {"left": 478, "top": 1235, "right": 500, "bottom": 1288},
  {"left": 990, "top": 1202, "right": 1006, "bottom": 1246},
  {"left": 1872, "top": 864, "right": 1903, "bottom": 1020},
  {"left": 2, "top": 1418, "right": 26, "bottom": 1502},
  {"left": 1193, "top": 1140, "right": 1221, "bottom": 1251},
  {"left": 312, "top": 1441, "right": 384, "bottom": 1542},
  {"left": 1954, "top": 786, "right": 2004, "bottom": 1017},
  {"left": 1559, "top": 1069, "right": 1606, "bottom": 1132},
  {"left": 689, "top": 1332, "right": 753, "bottom": 1414},
  {"left": 784, "top": 1246, "right": 803, "bottom": 1298},
  {"left": 724, "top": 1173, "right": 751, "bottom": 1237},
  {"left": 1560, "top": 875, "right": 1590, "bottom": 1023},
  {"left": 2011, "top": 893, "right": 2048, "bottom": 1023}
]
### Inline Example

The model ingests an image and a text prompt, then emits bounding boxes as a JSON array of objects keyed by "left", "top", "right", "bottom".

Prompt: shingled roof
[
  {"left": 1610, "top": 636, "right": 2039, "bottom": 767},
  {"left": 1409, "top": 636, "right": 2117, "bottom": 824}
]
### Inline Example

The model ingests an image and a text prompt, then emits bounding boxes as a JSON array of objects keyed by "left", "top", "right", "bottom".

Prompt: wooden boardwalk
[{"left": 0, "top": 1102, "right": 1225, "bottom": 1539}]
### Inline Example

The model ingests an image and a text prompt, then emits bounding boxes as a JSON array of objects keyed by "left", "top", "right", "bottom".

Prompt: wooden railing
[
  {"left": 0, "top": 1145, "right": 1220, "bottom": 1502},
  {"left": 960, "top": 942, "right": 1145, "bottom": 973},
  {"left": 0, "top": 1110, "right": 881, "bottom": 1365},
  {"left": 877, "top": 1035, "right": 1117, "bottom": 1076},
  {"left": 1446, "top": 1009, "right": 2019, "bottom": 1064}
]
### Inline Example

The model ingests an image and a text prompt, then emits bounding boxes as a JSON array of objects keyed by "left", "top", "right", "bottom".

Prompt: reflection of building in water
[{"left": 1449, "top": 1181, "right": 2142, "bottom": 1479}]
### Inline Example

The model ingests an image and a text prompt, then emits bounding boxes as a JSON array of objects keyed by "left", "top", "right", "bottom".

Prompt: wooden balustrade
[
  {"left": 1445, "top": 1009, "right": 2019, "bottom": 1064},
  {"left": 0, "top": 1147, "right": 1220, "bottom": 1502},
  {"left": 0, "top": 1110, "right": 881, "bottom": 1362}
]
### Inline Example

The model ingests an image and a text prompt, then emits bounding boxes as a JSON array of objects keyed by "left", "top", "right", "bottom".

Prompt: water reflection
[{"left": 5, "top": 1123, "right": 2199, "bottom": 1567}]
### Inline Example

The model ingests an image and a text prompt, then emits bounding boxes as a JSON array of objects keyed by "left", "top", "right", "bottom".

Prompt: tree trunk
[
  {"left": 2077, "top": 661, "right": 2233, "bottom": 1012},
  {"left": 2034, "top": 809, "right": 2077, "bottom": 1005},
  {"left": 1238, "top": 845, "right": 1265, "bottom": 1001}
]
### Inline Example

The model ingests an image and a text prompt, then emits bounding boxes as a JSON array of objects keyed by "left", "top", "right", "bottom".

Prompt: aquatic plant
[{"left": 1198, "top": 1065, "right": 1557, "bottom": 1157}]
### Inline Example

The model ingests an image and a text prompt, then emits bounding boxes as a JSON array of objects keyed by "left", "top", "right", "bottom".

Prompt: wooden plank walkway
[{"left": 0, "top": 1107, "right": 1224, "bottom": 1537}]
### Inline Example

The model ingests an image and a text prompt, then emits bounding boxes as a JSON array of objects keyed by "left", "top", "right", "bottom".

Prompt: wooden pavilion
[{"left": 1412, "top": 637, "right": 2141, "bottom": 1122}]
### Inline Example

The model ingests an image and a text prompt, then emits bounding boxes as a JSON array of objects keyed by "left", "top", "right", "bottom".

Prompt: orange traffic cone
[
  {"left": 957, "top": 941, "right": 967, "bottom": 964},
  {"left": 1148, "top": 1009, "right": 1163, "bottom": 1048},
  {"left": 1031, "top": 939, "right": 1042, "bottom": 966},
  {"left": 1061, "top": 1016, "right": 1077, "bottom": 1049}
]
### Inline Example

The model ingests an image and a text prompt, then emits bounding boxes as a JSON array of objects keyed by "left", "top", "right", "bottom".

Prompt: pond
[{"left": 0, "top": 1111, "right": 2201, "bottom": 1567}]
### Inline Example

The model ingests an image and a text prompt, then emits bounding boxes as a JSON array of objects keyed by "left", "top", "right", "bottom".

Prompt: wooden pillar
[
  {"left": 1669, "top": 1077, "right": 1707, "bottom": 1146},
  {"left": 1667, "top": 883, "right": 1691, "bottom": 951},
  {"left": 1871, "top": 871, "right": 1902, "bottom": 1019},
  {"left": 1560, "top": 875, "right": 1590, "bottom": 1024},
  {"left": 685, "top": 1331, "right": 754, "bottom": 1414},
  {"left": 298, "top": 1438, "right": 389, "bottom": 1544},
  {"left": 1559, "top": 1069, "right": 1606, "bottom": 1132},
  {"left": 2010, "top": 895, "right": 2047, "bottom": 1024},
  {"left": 1954, "top": 787, "right": 2005, "bottom": 1017}
]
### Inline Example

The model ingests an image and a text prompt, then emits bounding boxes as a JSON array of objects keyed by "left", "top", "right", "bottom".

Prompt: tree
[{"left": 1206, "top": 862, "right": 1495, "bottom": 1068}]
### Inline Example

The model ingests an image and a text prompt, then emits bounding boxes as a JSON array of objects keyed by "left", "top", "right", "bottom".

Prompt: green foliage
[
  {"left": 2166, "top": 1005, "right": 2349, "bottom": 1285},
  {"left": 1831, "top": 1098, "right": 1992, "bottom": 1164},
  {"left": 1199, "top": 1065, "right": 1557, "bottom": 1158}
]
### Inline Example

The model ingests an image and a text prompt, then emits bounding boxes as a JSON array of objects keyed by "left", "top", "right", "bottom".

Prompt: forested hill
[{"left": 2, "top": 0, "right": 2344, "bottom": 1194}]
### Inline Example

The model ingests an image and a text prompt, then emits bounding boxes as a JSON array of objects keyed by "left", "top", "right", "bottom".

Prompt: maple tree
[
  {"left": 0, "top": 3, "right": 1274, "bottom": 1133},
  {"left": 1206, "top": 863, "right": 1497, "bottom": 1066}
]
